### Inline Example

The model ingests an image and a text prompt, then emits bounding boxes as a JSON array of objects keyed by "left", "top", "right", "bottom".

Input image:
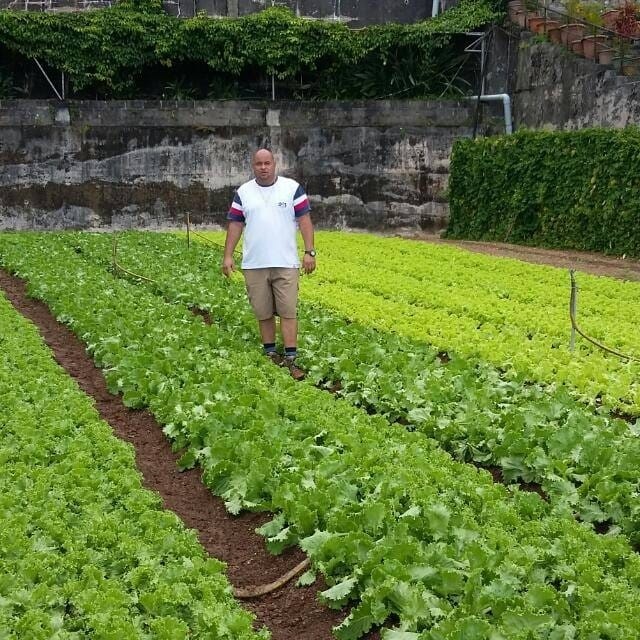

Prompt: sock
[
  {"left": 284, "top": 347, "right": 297, "bottom": 360},
  {"left": 263, "top": 343, "right": 277, "bottom": 355}
]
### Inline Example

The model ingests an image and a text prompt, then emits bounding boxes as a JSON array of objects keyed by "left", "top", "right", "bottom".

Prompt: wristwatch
[{"left": 304, "top": 249, "right": 316, "bottom": 257}]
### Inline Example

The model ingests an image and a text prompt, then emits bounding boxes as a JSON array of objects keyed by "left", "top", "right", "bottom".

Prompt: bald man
[{"left": 222, "top": 149, "right": 316, "bottom": 380}]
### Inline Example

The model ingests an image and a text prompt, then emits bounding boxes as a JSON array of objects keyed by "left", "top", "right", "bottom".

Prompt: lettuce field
[{"left": 1, "top": 230, "right": 640, "bottom": 640}]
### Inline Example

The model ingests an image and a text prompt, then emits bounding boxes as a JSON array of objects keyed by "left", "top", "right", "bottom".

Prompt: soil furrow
[{"left": 0, "top": 269, "right": 376, "bottom": 640}]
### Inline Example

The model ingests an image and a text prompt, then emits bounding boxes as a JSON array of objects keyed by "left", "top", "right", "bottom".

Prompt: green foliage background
[
  {"left": 447, "top": 128, "right": 640, "bottom": 257},
  {"left": 0, "top": 0, "right": 500, "bottom": 99}
]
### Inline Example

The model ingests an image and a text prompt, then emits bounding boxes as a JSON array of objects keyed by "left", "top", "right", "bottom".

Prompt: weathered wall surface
[
  {"left": 0, "top": 99, "right": 474, "bottom": 230},
  {"left": 485, "top": 27, "right": 640, "bottom": 130},
  {"left": 0, "top": 0, "right": 440, "bottom": 25},
  {"left": 514, "top": 40, "right": 640, "bottom": 129}
]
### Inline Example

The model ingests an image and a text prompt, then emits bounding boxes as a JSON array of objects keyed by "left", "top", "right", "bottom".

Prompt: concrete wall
[
  {"left": 0, "top": 99, "right": 475, "bottom": 231},
  {"left": 485, "top": 26, "right": 640, "bottom": 130},
  {"left": 0, "top": 0, "right": 439, "bottom": 25},
  {"left": 514, "top": 39, "right": 640, "bottom": 129}
]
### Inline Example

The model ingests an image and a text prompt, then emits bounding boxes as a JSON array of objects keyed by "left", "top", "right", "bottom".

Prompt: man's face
[{"left": 252, "top": 151, "right": 276, "bottom": 186}]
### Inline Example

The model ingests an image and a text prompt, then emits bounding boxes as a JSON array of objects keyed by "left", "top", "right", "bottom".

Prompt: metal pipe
[
  {"left": 33, "top": 57, "right": 63, "bottom": 102},
  {"left": 467, "top": 93, "right": 513, "bottom": 134}
]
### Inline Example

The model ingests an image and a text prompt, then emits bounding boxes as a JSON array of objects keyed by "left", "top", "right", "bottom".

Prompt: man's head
[{"left": 252, "top": 149, "right": 277, "bottom": 186}]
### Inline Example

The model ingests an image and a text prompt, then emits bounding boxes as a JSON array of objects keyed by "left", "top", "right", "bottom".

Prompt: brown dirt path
[
  {"left": 403, "top": 233, "right": 640, "bottom": 281},
  {"left": 0, "top": 269, "right": 379, "bottom": 640}
]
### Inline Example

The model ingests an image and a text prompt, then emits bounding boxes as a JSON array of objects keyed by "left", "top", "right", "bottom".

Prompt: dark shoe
[
  {"left": 284, "top": 357, "right": 306, "bottom": 381},
  {"left": 266, "top": 352, "right": 284, "bottom": 366}
]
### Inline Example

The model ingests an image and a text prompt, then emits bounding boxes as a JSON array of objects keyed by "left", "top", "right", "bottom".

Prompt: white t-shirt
[{"left": 227, "top": 176, "right": 311, "bottom": 269}]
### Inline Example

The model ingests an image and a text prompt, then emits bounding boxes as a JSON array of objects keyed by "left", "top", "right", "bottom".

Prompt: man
[{"left": 222, "top": 148, "right": 316, "bottom": 380}]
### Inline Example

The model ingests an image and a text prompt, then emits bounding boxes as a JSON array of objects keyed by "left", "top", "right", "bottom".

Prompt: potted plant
[
  {"left": 508, "top": 0, "right": 524, "bottom": 22},
  {"left": 560, "top": 0, "right": 589, "bottom": 46},
  {"left": 519, "top": 0, "right": 542, "bottom": 29},
  {"left": 602, "top": 7, "right": 623, "bottom": 31},
  {"left": 612, "top": 1, "right": 640, "bottom": 70},
  {"left": 598, "top": 46, "right": 616, "bottom": 63},
  {"left": 583, "top": 34, "right": 611, "bottom": 58},
  {"left": 577, "top": 3, "right": 610, "bottom": 58},
  {"left": 614, "top": 0, "right": 640, "bottom": 37},
  {"left": 547, "top": 25, "right": 564, "bottom": 43}
]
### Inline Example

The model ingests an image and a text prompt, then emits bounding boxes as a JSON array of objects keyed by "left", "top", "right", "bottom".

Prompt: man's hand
[
  {"left": 302, "top": 254, "right": 316, "bottom": 275},
  {"left": 222, "top": 256, "right": 236, "bottom": 277}
]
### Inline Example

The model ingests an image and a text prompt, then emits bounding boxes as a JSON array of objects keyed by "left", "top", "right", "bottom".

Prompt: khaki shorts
[{"left": 242, "top": 267, "right": 299, "bottom": 320}]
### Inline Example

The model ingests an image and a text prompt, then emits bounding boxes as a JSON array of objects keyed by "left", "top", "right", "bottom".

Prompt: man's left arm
[{"left": 298, "top": 213, "right": 316, "bottom": 274}]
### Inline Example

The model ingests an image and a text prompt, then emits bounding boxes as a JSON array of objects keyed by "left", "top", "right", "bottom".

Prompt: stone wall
[
  {"left": 485, "top": 26, "right": 640, "bottom": 130},
  {"left": 514, "top": 38, "right": 640, "bottom": 129},
  {"left": 0, "top": 99, "right": 475, "bottom": 231},
  {"left": 0, "top": 0, "right": 443, "bottom": 25}
]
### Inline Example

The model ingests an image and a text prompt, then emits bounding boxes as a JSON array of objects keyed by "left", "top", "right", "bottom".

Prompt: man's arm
[
  {"left": 298, "top": 213, "right": 316, "bottom": 274},
  {"left": 222, "top": 221, "right": 243, "bottom": 277}
]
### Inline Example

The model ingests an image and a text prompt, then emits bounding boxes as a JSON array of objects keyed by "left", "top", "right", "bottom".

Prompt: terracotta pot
[
  {"left": 527, "top": 15, "right": 548, "bottom": 32},
  {"left": 561, "top": 23, "right": 588, "bottom": 46},
  {"left": 547, "top": 26, "right": 563, "bottom": 44},
  {"left": 582, "top": 35, "right": 609, "bottom": 60},
  {"left": 622, "top": 58, "right": 640, "bottom": 75},
  {"left": 571, "top": 38, "right": 585, "bottom": 55},
  {"left": 514, "top": 10, "right": 528, "bottom": 27},
  {"left": 601, "top": 9, "right": 622, "bottom": 31},
  {"left": 595, "top": 37, "right": 613, "bottom": 58},
  {"left": 598, "top": 47, "right": 615, "bottom": 65},
  {"left": 610, "top": 56, "right": 640, "bottom": 75},
  {"left": 508, "top": 3, "right": 523, "bottom": 22},
  {"left": 532, "top": 19, "right": 561, "bottom": 34}
]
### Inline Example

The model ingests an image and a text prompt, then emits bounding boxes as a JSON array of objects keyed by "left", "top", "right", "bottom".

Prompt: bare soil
[
  {"left": 0, "top": 270, "right": 379, "bottom": 640},
  {"left": 406, "top": 233, "right": 640, "bottom": 282}
]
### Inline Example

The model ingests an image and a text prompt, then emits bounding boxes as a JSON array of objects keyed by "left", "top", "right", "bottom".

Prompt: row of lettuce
[
  {"left": 0, "top": 288, "right": 266, "bottom": 638},
  {"left": 2, "top": 231, "right": 640, "bottom": 639},
  {"left": 304, "top": 232, "right": 640, "bottom": 416},
  {"left": 193, "top": 230, "right": 640, "bottom": 415},
  {"left": 76, "top": 230, "right": 640, "bottom": 545}
]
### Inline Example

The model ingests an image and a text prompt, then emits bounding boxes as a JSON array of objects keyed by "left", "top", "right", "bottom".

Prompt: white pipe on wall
[{"left": 467, "top": 93, "right": 513, "bottom": 134}]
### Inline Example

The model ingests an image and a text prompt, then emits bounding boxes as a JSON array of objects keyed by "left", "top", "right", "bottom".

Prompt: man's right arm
[
  {"left": 223, "top": 190, "right": 245, "bottom": 277},
  {"left": 222, "top": 221, "right": 243, "bottom": 277}
]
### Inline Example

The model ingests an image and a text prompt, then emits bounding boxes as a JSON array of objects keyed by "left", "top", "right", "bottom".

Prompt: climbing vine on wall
[
  {"left": 0, "top": 0, "right": 500, "bottom": 98},
  {"left": 447, "top": 128, "right": 640, "bottom": 257}
]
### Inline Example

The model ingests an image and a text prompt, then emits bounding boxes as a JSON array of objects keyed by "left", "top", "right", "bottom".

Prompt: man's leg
[
  {"left": 279, "top": 317, "right": 297, "bottom": 352},
  {"left": 243, "top": 269, "right": 280, "bottom": 359},
  {"left": 272, "top": 268, "right": 304, "bottom": 380},
  {"left": 259, "top": 317, "right": 277, "bottom": 345}
]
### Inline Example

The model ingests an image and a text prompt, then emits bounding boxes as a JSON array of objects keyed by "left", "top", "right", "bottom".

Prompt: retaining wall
[{"left": 0, "top": 99, "right": 475, "bottom": 230}]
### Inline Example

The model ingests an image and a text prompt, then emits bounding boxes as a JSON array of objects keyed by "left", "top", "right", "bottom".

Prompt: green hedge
[{"left": 446, "top": 128, "right": 640, "bottom": 257}]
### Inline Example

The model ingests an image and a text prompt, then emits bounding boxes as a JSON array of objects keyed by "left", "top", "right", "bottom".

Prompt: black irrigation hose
[{"left": 569, "top": 270, "right": 639, "bottom": 363}]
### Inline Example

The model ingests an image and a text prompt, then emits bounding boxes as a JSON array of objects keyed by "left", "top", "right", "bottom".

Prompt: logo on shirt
[{"left": 277, "top": 201, "right": 287, "bottom": 208}]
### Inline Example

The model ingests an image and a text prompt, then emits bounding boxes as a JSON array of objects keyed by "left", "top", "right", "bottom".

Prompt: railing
[{"left": 507, "top": 0, "right": 640, "bottom": 75}]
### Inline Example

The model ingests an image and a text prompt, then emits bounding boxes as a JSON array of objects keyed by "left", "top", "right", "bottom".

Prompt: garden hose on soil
[
  {"left": 569, "top": 270, "right": 639, "bottom": 363},
  {"left": 111, "top": 232, "right": 313, "bottom": 598},
  {"left": 233, "top": 558, "right": 311, "bottom": 599},
  {"left": 186, "top": 213, "right": 241, "bottom": 257},
  {"left": 111, "top": 235, "right": 158, "bottom": 285}
]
